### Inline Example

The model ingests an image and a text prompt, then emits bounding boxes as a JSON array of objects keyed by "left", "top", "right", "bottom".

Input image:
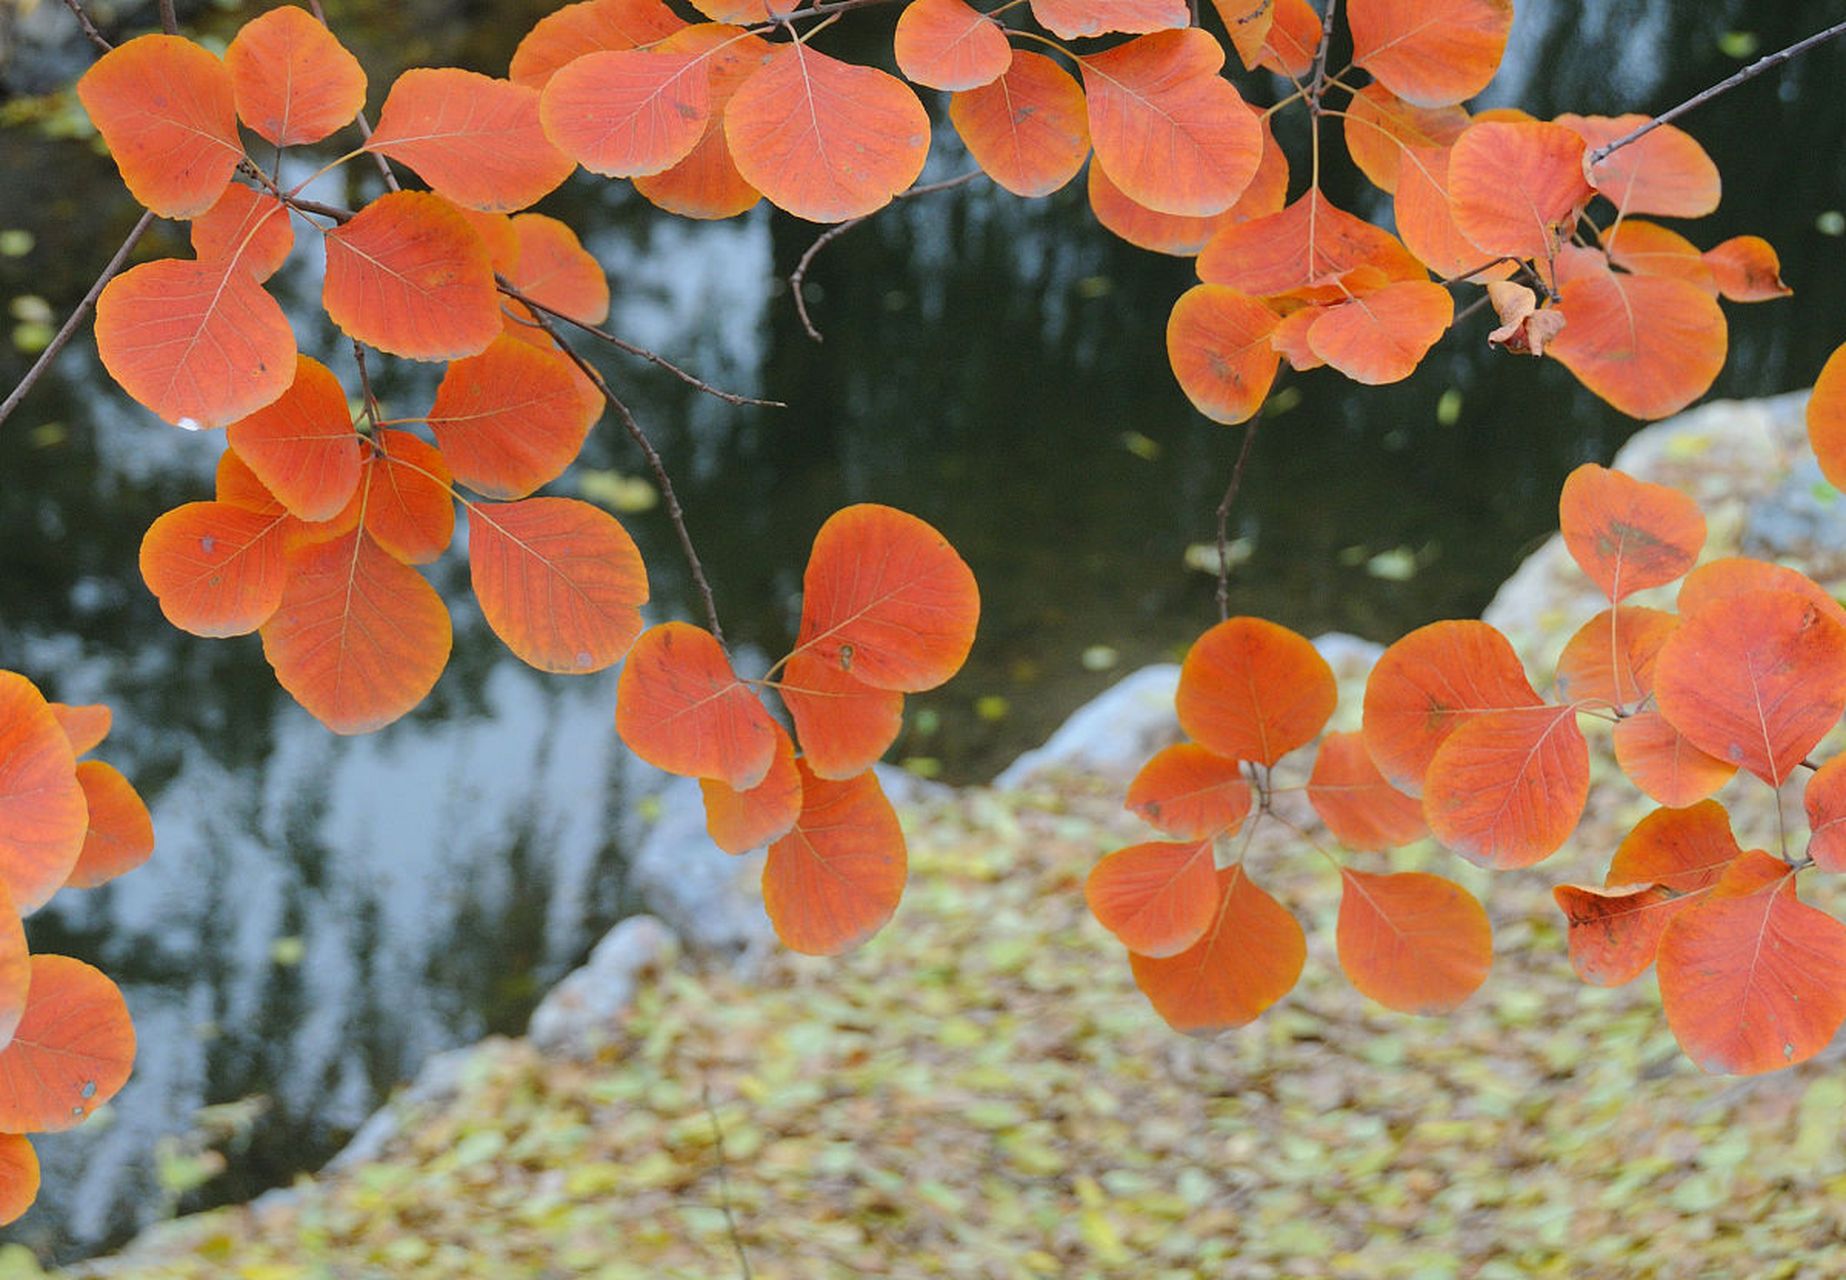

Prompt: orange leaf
[
  {"left": 632, "top": 25, "right": 771, "bottom": 221},
  {"left": 360, "top": 432, "right": 456, "bottom": 565},
  {"left": 1423, "top": 704, "right": 1588, "bottom": 869},
  {"left": 1609, "top": 800, "right": 1744, "bottom": 893},
  {"left": 75, "top": 34, "right": 240, "bottom": 217},
  {"left": 1242, "top": 0, "right": 1320, "bottom": 78},
  {"left": 539, "top": 48, "right": 716, "bottom": 179},
  {"left": 1128, "top": 864, "right": 1303, "bottom": 1032},
  {"left": 700, "top": 724, "right": 802, "bottom": 853},
  {"left": 1088, "top": 117, "right": 1284, "bottom": 255},
  {"left": 1031, "top": 0, "right": 1187, "bottom": 38},
  {"left": 0, "top": 881, "right": 27, "bottom": 1048},
  {"left": 1655, "top": 589, "right": 1846, "bottom": 787},
  {"left": 724, "top": 44, "right": 930, "bottom": 223},
  {"left": 1806, "top": 757, "right": 1846, "bottom": 873},
  {"left": 322, "top": 191, "right": 501, "bottom": 362},
  {"left": 504, "top": 213, "right": 611, "bottom": 329},
  {"left": 224, "top": 4, "right": 366, "bottom": 146},
  {"left": 94, "top": 257, "right": 296, "bottom": 430},
  {"left": 1342, "top": 83, "right": 1469, "bottom": 194},
  {"left": 1165, "top": 284, "right": 1280, "bottom": 424},
  {"left": 1556, "top": 463, "right": 1705, "bottom": 602},
  {"left": 1702, "top": 235, "right": 1791, "bottom": 303},
  {"left": 0, "top": 1134, "right": 36, "bottom": 1228},
  {"left": 1361, "top": 619, "right": 1541, "bottom": 796},
  {"left": 1811, "top": 342, "right": 1846, "bottom": 494},
  {"left": 793, "top": 504, "right": 979, "bottom": 693},
  {"left": 1657, "top": 854, "right": 1846, "bottom": 1075},
  {"left": 1553, "top": 882, "right": 1683, "bottom": 988},
  {"left": 1483, "top": 280, "right": 1563, "bottom": 356},
  {"left": 510, "top": 0, "right": 686, "bottom": 90},
  {"left": 1080, "top": 29, "right": 1261, "bottom": 218},
  {"left": 1336, "top": 869, "right": 1491, "bottom": 1014},
  {"left": 426, "top": 336, "right": 598, "bottom": 499},
  {"left": 776, "top": 648, "right": 905, "bottom": 781},
  {"left": 190, "top": 184, "right": 294, "bottom": 284},
  {"left": 1611, "top": 709, "right": 1736, "bottom": 807},
  {"left": 1548, "top": 255, "right": 1727, "bottom": 420},
  {"left": 1446, "top": 120, "right": 1592, "bottom": 259},
  {"left": 1347, "top": 0, "right": 1511, "bottom": 107},
  {"left": 1212, "top": 0, "right": 1275, "bottom": 68},
  {"left": 67, "top": 761, "right": 154, "bottom": 890},
  {"left": 139, "top": 501, "right": 289, "bottom": 637},
  {"left": 260, "top": 530, "right": 452, "bottom": 734},
  {"left": 367, "top": 68, "right": 574, "bottom": 211},
  {"left": 1124, "top": 742, "right": 1252, "bottom": 839},
  {"left": 1600, "top": 219, "right": 1716, "bottom": 293},
  {"left": 1676, "top": 557, "right": 1846, "bottom": 628},
  {"left": 1553, "top": 605, "right": 1676, "bottom": 707},
  {"left": 950, "top": 51, "right": 1090, "bottom": 199},
  {"left": 0, "top": 955, "right": 135, "bottom": 1133},
  {"left": 895, "top": 0, "right": 1012, "bottom": 90},
  {"left": 1269, "top": 306, "right": 1325, "bottom": 371},
  {"left": 689, "top": 0, "right": 778, "bottom": 22},
  {"left": 225, "top": 355, "right": 362, "bottom": 522},
  {"left": 1306, "top": 730, "right": 1426, "bottom": 850},
  {"left": 1199, "top": 189, "right": 1424, "bottom": 300},
  {"left": 468, "top": 497, "right": 647, "bottom": 674},
  {"left": 1305, "top": 280, "right": 1453, "bottom": 384},
  {"left": 616, "top": 623, "right": 780, "bottom": 788},
  {"left": 1393, "top": 142, "right": 1513, "bottom": 281},
  {"left": 1175, "top": 616, "right": 1334, "bottom": 766},
  {"left": 763, "top": 763, "right": 908, "bottom": 955},
  {"left": 1086, "top": 839, "right": 1216, "bottom": 957},
  {"left": 48, "top": 704, "right": 112, "bottom": 758},
  {"left": 1558, "top": 114, "right": 1719, "bottom": 218}
]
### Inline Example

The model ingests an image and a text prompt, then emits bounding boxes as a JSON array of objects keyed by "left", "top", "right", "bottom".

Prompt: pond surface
[{"left": 0, "top": 0, "right": 1842, "bottom": 1261}]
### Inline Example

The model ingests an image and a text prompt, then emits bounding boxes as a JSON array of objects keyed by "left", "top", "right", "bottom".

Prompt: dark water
[{"left": 0, "top": 0, "right": 1841, "bottom": 1261}]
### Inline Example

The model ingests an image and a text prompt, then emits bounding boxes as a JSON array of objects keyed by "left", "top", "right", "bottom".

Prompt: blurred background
[{"left": 0, "top": 0, "right": 1841, "bottom": 1262}]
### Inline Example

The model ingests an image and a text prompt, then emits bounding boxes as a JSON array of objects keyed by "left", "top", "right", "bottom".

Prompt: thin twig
[
  {"left": 703, "top": 1086, "right": 753, "bottom": 1280},
  {"left": 158, "top": 0, "right": 177, "bottom": 34},
  {"left": 350, "top": 342, "right": 383, "bottom": 428},
  {"left": 1452, "top": 290, "right": 1494, "bottom": 326},
  {"left": 790, "top": 170, "right": 984, "bottom": 343},
  {"left": 59, "top": 0, "right": 112, "bottom": 51},
  {"left": 1213, "top": 385, "right": 1275, "bottom": 621},
  {"left": 0, "top": 210, "right": 155, "bottom": 429},
  {"left": 498, "top": 281, "right": 784, "bottom": 408},
  {"left": 1588, "top": 19, "right": 1846, "bottom": 164},
  {"left": 519, "top": 307, "right": 728, "bottom": 646}
]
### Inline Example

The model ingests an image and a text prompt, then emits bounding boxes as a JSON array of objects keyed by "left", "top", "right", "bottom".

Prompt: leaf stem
[{"left": 1212, "top": 378, "right": 1278, "bottom": 621}]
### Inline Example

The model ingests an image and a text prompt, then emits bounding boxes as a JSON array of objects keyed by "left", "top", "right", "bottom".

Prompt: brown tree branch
[
  {"left": 516, "top": 305, "right": 729, "bottom": 647},
  {"left": 498, "top": 282, "right": 784, "bottom": 409},
  {"left": 58, "top": 0, "right": 112, "bottom": 51},
  {"left": 790, "top": 170, "right": 985, "bottom": 343},
  {"left": 1307, "top": 0, "right": 1339, "bottom": 108},
  {"left": 1589, "top": 19, "right": 1846, "bottom": 164},
  {"left": 0, "top": 210, "right": 156, "bottom": 429},
  {"left": 1213, "top": 383, "right": 1276, "bottom": 621},
  {"left": 157, "top": 0, "right": 177, "bottom": 34}
]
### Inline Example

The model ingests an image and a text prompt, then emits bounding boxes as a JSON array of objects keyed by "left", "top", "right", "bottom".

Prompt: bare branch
[
  {"left": 158, "top": 0, "right": 177, "bottom": 34},
  {"left": 790, "top": 170, "right": 985, "bottom": 342},
  {"left": 59, "top": 0, "right": 112, "bottom": 52},
  {"left": 1213, "top": 384, "right": 1276, "bottom": 621},
  {"left": 498, "top": 281, "right": 784, "bottom": 409},
  {"left": 1589, "top": 19, "right": 1846, "bottom": 164},
  {"left": 1307, "top": 0, "right": 1339, "bottom": 108},
  {"left": 517, "top": 306, "right": 729, "bottom": 646},
  {"left": 0, "top": 210, "right": 155, "bottom": 430}
]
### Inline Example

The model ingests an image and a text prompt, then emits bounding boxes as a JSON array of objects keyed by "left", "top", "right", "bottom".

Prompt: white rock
[
  {"left": 993, "top": 664, "right": 1182, "bottom": 789},
  {"left": 528, "top": 915, "right": 680, "bottom": 1057}
]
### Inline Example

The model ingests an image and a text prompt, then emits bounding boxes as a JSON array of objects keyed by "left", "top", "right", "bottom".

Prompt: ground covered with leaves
[{"left": 32, "top": 756, "right": 1846, "bottom": 1280}]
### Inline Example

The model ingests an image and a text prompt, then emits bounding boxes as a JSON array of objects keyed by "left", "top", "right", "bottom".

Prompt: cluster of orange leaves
[
  {"left": 0, "top": 675, "right": 148, "bottom": 1225},
  {"left": 1092, "top": 344, "right": 1846, "bottom": 1076}
]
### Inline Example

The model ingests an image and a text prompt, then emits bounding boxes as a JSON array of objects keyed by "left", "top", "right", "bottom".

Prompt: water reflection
[{"left": 0, "top": 0, "right": 1842, "bottom": 1261}]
